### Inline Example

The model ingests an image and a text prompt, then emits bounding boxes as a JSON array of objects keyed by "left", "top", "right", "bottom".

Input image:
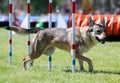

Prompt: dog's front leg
[
  {"left": 79, "top": 59, "right": 85, "bottom": 71},
  {"left": 78, "top": 54, "right": 85, "bottom": 71},
  {"left": 76, "top": 55, "right": 93, "bottom": 72}
]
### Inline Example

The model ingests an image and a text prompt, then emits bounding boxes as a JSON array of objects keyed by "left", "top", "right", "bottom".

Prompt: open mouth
[{"left": 95, "top": 37, "right": 106, "bottom": 44}]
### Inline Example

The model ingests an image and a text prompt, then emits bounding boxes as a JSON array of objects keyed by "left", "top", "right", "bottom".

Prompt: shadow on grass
[
  {"left": 62, "top": 67, "right": 85, "bottom": 73},
  {"left": 93, "top": 70, "right": 120, "bottom": 75},
  {"left": 63, "top": 69, "right": 81, "bottom": 73},
  {"left": 63, "top": 68, "right": 120, "bottom": 75}
]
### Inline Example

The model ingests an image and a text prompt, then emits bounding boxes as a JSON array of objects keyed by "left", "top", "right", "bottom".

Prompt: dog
[{"left": 6, "top": 17, "right": 106, "bottom": 72}]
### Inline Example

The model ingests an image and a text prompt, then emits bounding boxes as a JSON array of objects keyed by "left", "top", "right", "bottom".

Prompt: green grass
[{"left": 0, "top": 28, "right": 120, "bottom": 83}]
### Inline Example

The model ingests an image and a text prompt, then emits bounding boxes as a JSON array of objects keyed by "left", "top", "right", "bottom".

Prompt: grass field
[{"left": 0, "top": 28, "right": 120, "bottom": 83}]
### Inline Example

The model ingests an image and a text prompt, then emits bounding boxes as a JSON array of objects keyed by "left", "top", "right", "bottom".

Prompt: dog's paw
[
  {"left": 89, "top": 69, "right": 94, "bottom": 73},
  {"left": 23, "top": 68, "right": 26, "bottom": 71}
]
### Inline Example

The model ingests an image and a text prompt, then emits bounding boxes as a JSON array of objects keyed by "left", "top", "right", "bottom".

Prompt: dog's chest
[
  {"left": 78, "top": 42, "right": 95, "bottom": 53},
  {"left": 78, "top": 45, "right": 89, "bottom": 53}
]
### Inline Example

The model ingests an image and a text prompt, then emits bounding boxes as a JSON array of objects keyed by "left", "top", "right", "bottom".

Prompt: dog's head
[{"left": 88, "top": 17, "right": 106, "bottom": 44}]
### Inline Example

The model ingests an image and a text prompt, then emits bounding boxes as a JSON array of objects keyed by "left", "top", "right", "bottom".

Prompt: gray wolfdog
[{"left": 6, "top": 18, "right": 106, "bottom": 72}]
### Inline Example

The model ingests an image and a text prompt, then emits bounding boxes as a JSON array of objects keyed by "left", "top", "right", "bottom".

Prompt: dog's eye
[{"left": 96, "top": 30, "right": 101, "bottom": 34}]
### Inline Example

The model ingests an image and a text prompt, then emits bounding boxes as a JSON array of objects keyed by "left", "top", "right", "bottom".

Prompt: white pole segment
[
  {"left": 71, "top": 0, "right": 76, "bottom": 73},
  {"left": 27, "top": 0, "right": 31, "bottom": 67},
  {"left": 48, "top": 0, "right": 52, "bottom": 71},
  {"left": 9, "top": 0, "right": 13, "bottom": 65}
]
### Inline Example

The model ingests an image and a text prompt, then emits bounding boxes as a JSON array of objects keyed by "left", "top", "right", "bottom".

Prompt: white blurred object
[
  {"left": 20, "top": 15, "right": 28, "bottom": 29},
  {"left": 57, "top": 14, "right": 67, "bottom": 29}
]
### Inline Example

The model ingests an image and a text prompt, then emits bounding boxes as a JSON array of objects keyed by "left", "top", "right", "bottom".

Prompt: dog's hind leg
[
  {"left": 22, "top": 51, "right": 43, "bottom": 71},
  {"left": 23, "top": 46, "right": 48, "bottom": 70},
  {"left": 29, "top": 60, "right": 34, "bottom": 66},
  {"left": 23, "top": 56, "right": 32, "bottom": 71}
]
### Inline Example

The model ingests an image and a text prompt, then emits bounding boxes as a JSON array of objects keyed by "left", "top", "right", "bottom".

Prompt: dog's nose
[
  {"left": 101, "top": 36, "right": 107, "bottom": 44},
  {"left": 104, "top": 36, "right": 107, "bottom": 41},
  {"left": 104, "top": 37, "right": 107, "bottom": 41}
]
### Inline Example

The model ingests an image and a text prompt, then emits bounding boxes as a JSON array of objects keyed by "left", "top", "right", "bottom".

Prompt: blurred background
[
  {"left": 0, "top": 0, "right": 120, "bottom": 30},
  {"left": 0, "top": 0, "right": 120, "bottom": 37},
  {"left": 0, "top": 0, "right": 120, "bottom": 16}
]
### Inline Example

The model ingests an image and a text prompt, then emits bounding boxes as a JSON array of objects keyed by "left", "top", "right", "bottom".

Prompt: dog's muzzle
[{"left": 96, "top": 36, "right": 107, "bottom": 44}]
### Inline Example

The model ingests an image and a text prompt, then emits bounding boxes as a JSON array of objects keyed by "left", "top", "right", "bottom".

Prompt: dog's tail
[{"left": 6, "top": 26, "right": 43, "bottom": 35}]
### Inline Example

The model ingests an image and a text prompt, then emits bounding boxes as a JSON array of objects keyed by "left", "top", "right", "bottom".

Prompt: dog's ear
[
  {"left": 88, "top": 17, "right": 94, "bottom": 32},
  {"left": 101, "top": 18, "right": 106, "bottom": 31},
  {"left": 89, "top": 17, "right": 94, "bottom": 27}
]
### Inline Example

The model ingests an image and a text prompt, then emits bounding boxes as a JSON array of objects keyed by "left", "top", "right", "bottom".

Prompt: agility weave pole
[
  {"left": 48, "top": 0, "right": 52, "bottom": 71},
  {"left": 71, "top": 0, "right": 76, "bottom": 73},
  {"left": 8, "top": 0, "right": 31, "bottom": 65},
  {"left": 9, "top": 0, "right": 13, "bottom": 65},
  {"left": 27, "top": 0, "right": 31, "bottom": 67},
  {"left": 48, "top": 0, "right": 76, "bottom": 73}
]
